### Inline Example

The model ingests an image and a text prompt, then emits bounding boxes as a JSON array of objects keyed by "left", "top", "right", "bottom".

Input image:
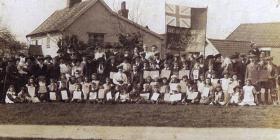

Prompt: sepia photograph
[{"left": 0, "top": 0, "right": 280, "bottom": 139}]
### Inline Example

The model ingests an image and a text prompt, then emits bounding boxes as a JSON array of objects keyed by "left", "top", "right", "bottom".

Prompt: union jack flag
[{"left": 165, "top": 3, "right": 191, "bottom": 28}]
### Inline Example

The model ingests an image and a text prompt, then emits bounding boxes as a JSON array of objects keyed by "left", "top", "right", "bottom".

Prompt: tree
[{"left": 0, "top": 27, "right": 23, "bottom": 57}]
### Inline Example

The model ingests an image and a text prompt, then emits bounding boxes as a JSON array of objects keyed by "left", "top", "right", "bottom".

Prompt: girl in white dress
[
  {"left": 71, "top": 84, "right": 83, "bottom": 103},
  {"left": 81, "top": 77, "right": 92, "bottom": 101},
  {"left": 200, "top": 78, "right": 213, "bottom": 105},
  {"left": 89, "top": 83, "right": 98, "bottom": 103},
  {"left": 5, "top": 85, "right": 18, "bottom": 104},
  {"left": 239, "top": 79, "right": 257, "bottom": 106},
  {"left": 220, "top": 73, "right": 230, "bottom": 104},
  {"left": 26, "top": 77, "right": 40, "bottom": 103}
]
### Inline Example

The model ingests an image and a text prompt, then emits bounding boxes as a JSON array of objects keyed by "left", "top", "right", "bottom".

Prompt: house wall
[
  {"left": 28, "top": 33, "right": 62, "bottom": 57},
  {"left": 204, "top": 41, "right": 219, "bottom": 57},
  {"left": 65, "top": 1, "right": 163, "bottom": 52},
  {"left": 271, "top": 48, "right": 280, "bottom": 66}
]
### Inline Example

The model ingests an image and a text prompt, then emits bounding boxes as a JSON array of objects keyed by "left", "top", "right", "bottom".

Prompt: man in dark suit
[
  {"left": 128, "top": 65, "right": 143, "bottom": 88},
  {"left": 33, "top": 56, "right": 48, "bottom": 78}
]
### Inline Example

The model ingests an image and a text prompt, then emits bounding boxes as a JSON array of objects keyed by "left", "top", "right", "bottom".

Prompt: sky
[{"left": 1, "top": 0, "right": 280, "bottom": 42}]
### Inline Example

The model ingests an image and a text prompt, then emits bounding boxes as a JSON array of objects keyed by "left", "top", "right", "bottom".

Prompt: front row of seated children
[{"left": 5, "top": 75, "right": 259, "bottom": 106}]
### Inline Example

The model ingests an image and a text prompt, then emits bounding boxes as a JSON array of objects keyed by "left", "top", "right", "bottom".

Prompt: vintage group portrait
[{"left": 0, "top": 0, "right": 280, "bottom": 139}]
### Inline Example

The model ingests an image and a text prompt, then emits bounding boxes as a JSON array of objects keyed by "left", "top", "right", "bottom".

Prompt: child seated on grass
[
  {"left": 89, "top": 83, "right": 98, "bottom": 104},
  {"left": 119, "top": 86, "right": 130, "bottom": 103},
  {"left": 18, "top": 87, "right": 32, "bottom": 103},
  {"left": 48, "top": 79, "right": 58, "bottom": 102},
  {"left": 229, "top": 86, "right": 241, "bottom": 105},
  {"left": 170, "top": 85, "right": 183, "bottom": 105},
  {"left": 82, "top": 77, "right": 92, "bottom": 101},
  {"left": 186, "top": 82, "right": 199, "bottom": 104},
  {"left": 26, "top": 77, "right": 40, "bottom": 103},
  {"left": 129, "top": 86, "right": 140, "bottom": 103},
  {"left": 5, "top": 85, "right": 19, "bottom": 104},
  {"left": 151, "top": 84, "right": 161, "bottom": 104},
  {"left": 211, "top": 85, "right": 225, "bottom": 106},
  {"left": 200, "top": 78, "right": 213, "bottom": 105},
  {"left": 37, "top": 77, "right": 49, "bottom": 102},
  {"left": 139, "top": 84, "right": 151, "bottom": 103},
  {"left": 71, "top": 84, "right": 83, "bottom": 103}
]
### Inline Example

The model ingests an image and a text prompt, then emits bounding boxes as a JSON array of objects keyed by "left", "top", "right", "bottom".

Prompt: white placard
[
  {"left": 98, "top": 89, "right": 105, "bottom": 99},
  {"left": 73, "top": 91, "right": 82, "bottom": 100},
  {"left": 27, "top": 86, "right": 36, "bottom": 97},
  {"left": 110, "top": 72, "right": 117, "bottom": 79},
  {"left": 179, "top": 70, "right": 190, "bottom": 79},
  {"left": 89, "top": 92, "right": 97, "bottom": 100},
  {"left": 106, "top": 92, "right": 113, "bottom": 100},
  {"left": 49, "top": 92, "right": 56, "bottom": 101},
  {"left": 170, "top": 93, "right": 182, "bottom": 102},
  {"left": 69, "top": 84, "right": 76, "bottom": 92},
  {"left": 150, "top": 71, "right": 160, "bottom": 79},
  {"left": 170, "top": 83, "right": 178, "bottom": 91},
  {"left": 61, "top": 90, "right": 68, "bottom": 100},
  {"left": 140, "top": 93, "right": 150, "bottom": 100},
  {"left": 161, "top": 70, "right": 171, "bottom": 78},
  {"left": 120, "top": 94, "right": 129, "bottom": 101},
  {"left": 193, "top": 70, "right": 199, "bottom": 80},
  {"left": 151, "top": 93, "right": 160, "bottom": 101},
  {"left": 143, "top": 71, "right": 160, "bottom": 79},
  {"left": 202, "top": 87, "right": 210, "bottom": 97},
  {"left": 164, "top": 93, "right": 171, "bottom": 102},
  {"left": 187, "top": 92, "right": 198, "bottom": 100},
  {"left": 115, "top": 92, "right": 120, "bottom": 101}
]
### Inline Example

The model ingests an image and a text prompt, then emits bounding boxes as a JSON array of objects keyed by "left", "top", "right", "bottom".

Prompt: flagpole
[{"left": 164, "top": 0, "right": 167, "bottom": 60}]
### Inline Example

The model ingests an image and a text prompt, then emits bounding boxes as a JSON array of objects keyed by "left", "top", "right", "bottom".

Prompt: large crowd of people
[{"left": 2, "top": 45, "right": 279, "bottom": 106}]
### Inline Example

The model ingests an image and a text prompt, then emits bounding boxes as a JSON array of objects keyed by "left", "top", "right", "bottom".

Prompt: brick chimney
[
  {"left": 118, "top": 1, "right": 129, "bottom": 18},
  {"left": 67, "top": 0, "right": 82, "bottom": 8}
]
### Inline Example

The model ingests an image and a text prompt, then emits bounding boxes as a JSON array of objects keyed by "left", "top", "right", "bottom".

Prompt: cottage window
[{"left": 88, "top": 33, "right": 105, "bottom": 47}]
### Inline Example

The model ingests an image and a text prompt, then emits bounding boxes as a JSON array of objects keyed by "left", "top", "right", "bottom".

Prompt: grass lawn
[{"left": 0, "top": 103, "right": 280, "bottom": 128}]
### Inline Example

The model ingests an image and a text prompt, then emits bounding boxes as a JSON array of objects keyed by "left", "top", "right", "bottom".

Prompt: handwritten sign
[
  {"left": 73, "top": 91, "right": 82, "bottom": 100},
  {"left": 143, "top": 71, "right": 160, "bottom": 79},
  {"left": 49, "top": 92, "right": 56, "bottom": 101},
  {"left": 151, "top": 93, "right": 160, "bottom": 101},
  {"left": 202, "top": 87, "right": 210, "bottom": 97},
  {"left": 89, "top": 92, "right": 97, "bottom": 100},
  {"left": 170, "top": 83, "right": 179, "bottom": 91},
  {"left": 187, "top": 92, "right": 198, "bottom": 100},
  {"left": 106, "top": 92, "right": 113, "bottom": 100},
  {"left": 170, "top": 93, "right": 182, "bottom": 102},
  {"left": 192, "top": 70, "right": 199, "bottom": 80},
  {"left": 98, "top": 89, "right": 105, "bottom": 99},
  {"left": 61, "top": 90, "right": 68, "bottom": 100},
  {"left": 179, "top": 70, "right": 190, "bottom": 79},
  {"left": 250, "top": 70, "right": 270, "bottom": 84},
  {"left": 140, "top": 93, "right": 150, "bottom": 100},
  {"left": 161, "top": 70, "right": 171, "bottom": 78},
  {"left": 164, "top": 93, "right": 171, "bottom": 102}
]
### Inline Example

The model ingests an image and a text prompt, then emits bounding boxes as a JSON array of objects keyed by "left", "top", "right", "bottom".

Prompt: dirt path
[{"left": 0, "top": 125, "right": 279, "bottom": 140}]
